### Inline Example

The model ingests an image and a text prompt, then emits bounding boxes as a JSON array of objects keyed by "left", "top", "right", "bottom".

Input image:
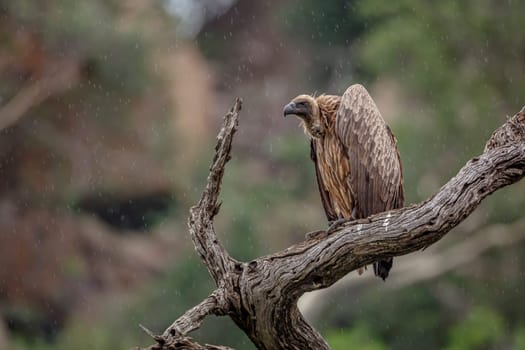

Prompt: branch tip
[
  {"left": 234, "top": 98, "right": 242, "bottom": 112},
  {"left": 139, "top": 324, "right": 164, "bottom": 344}
]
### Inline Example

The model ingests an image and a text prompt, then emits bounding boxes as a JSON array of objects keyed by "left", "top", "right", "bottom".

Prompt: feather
[{"left": 335, "top": 84, "right": 404, "bottom": 218}]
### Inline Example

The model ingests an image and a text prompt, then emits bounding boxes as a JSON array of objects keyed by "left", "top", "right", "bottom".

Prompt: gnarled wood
[
  {"left": 162, "top": 289, "right": 228, "bottom": 338},
  {"left": 301, "top": 218, "right": 525, "bottom": 322},
  {"left": 188, "top": 98, "right": 242, "bottom": 286},
  {"left": 134, "top": 104, "right": 525, "bottom": 350}
]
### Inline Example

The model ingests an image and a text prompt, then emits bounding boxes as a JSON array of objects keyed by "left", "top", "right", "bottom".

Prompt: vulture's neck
[{"left": 316, "top": 94, "right": 342, "bottom": 131}]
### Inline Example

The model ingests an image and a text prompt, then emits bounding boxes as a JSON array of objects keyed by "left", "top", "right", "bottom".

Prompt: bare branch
[
  {"left": 135, "top": 289, "right": 231, "bottom": 350},
  {"left": 188, "top": 98, "right": 242, "bottom": 285},
  {"left": 162, "top": 289, "right": 228, "bottom": 338},
  {"left": 485, "top": 105, "right": 525, "bottom": 151},
  {"left": 133, "top": 336, "right": 233, "bottom": 350},
  {"left": 300, "top": 218, "right": 525, "bottom": 321},
  {"left": 134, "top": 100, "right": 243, "bottom": 350}
]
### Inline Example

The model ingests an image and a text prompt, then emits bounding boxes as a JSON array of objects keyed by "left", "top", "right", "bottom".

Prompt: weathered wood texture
[{"left": 134, "top": 103, "right": 525, "bottom": 350}]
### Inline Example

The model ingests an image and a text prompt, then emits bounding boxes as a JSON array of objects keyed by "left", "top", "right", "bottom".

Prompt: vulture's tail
[{"left": 373, "top": 258, "right": 393, "bottom": 281}]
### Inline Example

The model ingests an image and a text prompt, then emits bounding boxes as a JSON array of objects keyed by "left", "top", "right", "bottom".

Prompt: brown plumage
[{"left": 283, "top": 84, "right": 404, "bottom": 280}]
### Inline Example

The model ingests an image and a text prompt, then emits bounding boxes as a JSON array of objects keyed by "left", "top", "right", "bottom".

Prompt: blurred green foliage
[
  {"left": 282, "top": 0, "right": 364, "bottom": 47},
  {"left": 447, "top": 306, "right": 505, "bottom": 350},
  {"left": 1, "top": 0, "right": 151, "bottom": 96},
  {"left": 326, "top": 323, "right": 386, "bottom": 350},
  {"left": 318, "top": 277, "right": 525, "bottom": 350},
  {"left": 514, "top": 327, "right": 525, "bottom": 350}
]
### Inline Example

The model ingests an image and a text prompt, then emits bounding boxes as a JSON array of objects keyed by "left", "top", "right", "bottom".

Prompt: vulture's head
[{"left": 283, "top": 95, "right": 324, "bottom": 138}]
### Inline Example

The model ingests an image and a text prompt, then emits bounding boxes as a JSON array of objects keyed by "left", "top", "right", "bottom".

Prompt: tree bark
[
  {"left": 134, "top": 102, "right": 525, "bottom": 350},
  {"left": 300, "top": 218, "right": 525, "bottom": 321}
]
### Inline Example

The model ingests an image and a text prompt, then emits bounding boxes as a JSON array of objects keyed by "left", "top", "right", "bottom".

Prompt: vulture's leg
[{"left": 351, "top": 207, "right": 357, "bottom": 220}]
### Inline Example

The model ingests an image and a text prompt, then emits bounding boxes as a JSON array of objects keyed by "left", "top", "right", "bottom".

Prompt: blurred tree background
[{"left": 0, "top": 0, "right": 524, "bottom": 349}]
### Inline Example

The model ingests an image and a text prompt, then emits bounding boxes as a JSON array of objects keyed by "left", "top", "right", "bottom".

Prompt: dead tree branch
[
  {"left": 300, "top": 218, "right": 525, "bottom": 321},
  {"left": 187, "top": 99, "right": 241, "bottom": 286},
  {"left": 134, "top": 103, "right": 525, "bottom": 350},
  {"left": 162, "top": 289, "right": 228, "bottom": 339}
]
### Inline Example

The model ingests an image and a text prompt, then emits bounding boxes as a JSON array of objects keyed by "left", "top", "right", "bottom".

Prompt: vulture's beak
[{"left": 283, "top": 102, "right": 297, "bottom": 117}]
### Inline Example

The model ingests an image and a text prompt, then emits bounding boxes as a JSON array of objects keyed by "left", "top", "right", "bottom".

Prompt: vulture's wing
[
  {"left": 336, "top": 84, "right": 404, "bottom": 218},
  {"left": 310, "top": 140, "right": 338, "bottom": 222}
]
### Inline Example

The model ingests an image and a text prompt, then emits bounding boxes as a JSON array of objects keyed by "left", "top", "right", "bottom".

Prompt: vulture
[{"left": 283, "top": 84, "right": 404, "bottom": 280}]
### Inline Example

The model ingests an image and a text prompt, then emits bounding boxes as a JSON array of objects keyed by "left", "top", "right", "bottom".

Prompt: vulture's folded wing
[{"left": 335, "top": 84, "right": 404, "bottom": 218}]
